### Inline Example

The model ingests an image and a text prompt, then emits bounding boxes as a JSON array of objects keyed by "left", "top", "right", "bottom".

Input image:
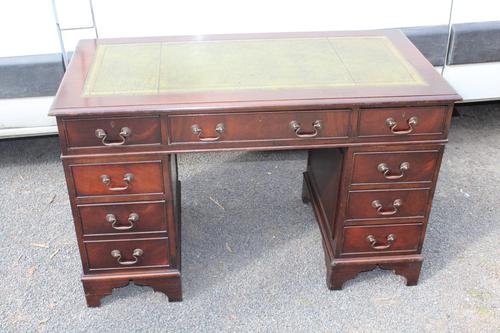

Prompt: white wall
[
  {"left": 0, "top": 0, "right": 499, "bottom": 138},
  {"left": 0, "top": 0, "right": 60, "bottom": 57},
  {"left": 451, "top": 0, "right": 500, "bottom": 23},
  {"left": 1, "top": 0, "right": 453, "bottom": 57}
]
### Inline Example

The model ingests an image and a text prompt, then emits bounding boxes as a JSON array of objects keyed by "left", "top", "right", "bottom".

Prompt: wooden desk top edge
[{"left": 50, "top": 30, "right": 460, "bottom": 117}]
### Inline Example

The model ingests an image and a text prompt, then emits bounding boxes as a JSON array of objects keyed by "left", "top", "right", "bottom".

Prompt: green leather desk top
[
  {"left": 49, "top": 31, "right": 460, "bottom": 114},
  {"left": 83, "top": 36, "right": 424, "bottom": 97}
]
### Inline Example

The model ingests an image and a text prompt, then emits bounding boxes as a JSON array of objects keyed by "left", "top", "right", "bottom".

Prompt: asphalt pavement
[{"left": 0, "top": 104, "right": 499, "bottom": 332}]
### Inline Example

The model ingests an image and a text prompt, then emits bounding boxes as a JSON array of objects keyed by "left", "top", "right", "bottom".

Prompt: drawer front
[
  {"left": 85, "top": 238, "right": 169, "bottom": 271},
  {"left": 346, "top": 188, "right": 430, "bottom": 220},
  {"left": 358, "top": 107, "right": 447, "bottom": 138},
  {"left": 168, "top": 110, "right": 350, "bottom": 144},
  {"left": 351, "top": 150, "right": 441, "bottom": 184},
  {"left": 342, "top": 224, "right": 422, "bottom": 255},
  {"left": 64, "top": 116, "right": 161, "bottom": 148},
  {"left": 79, "top": 201, "right": 167, "bottom": 235},
  {"left": 71, "top": 161, "right": 164, "bottom": 197}
]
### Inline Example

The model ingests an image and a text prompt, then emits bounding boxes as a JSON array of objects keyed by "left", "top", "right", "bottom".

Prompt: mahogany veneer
[
  {"left": 78, "top": 201, "right": 168, "bottom": 235},
  {"left": 64, "top": 116, "right": 162, "bottom": 149},
  {"left": 50, "top": 30, "right": 460, "bottom": 306}
]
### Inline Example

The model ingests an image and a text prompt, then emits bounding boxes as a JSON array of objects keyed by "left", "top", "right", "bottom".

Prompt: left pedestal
[{"left": 61, "top": 152, "right": 182, "bottom": 307}]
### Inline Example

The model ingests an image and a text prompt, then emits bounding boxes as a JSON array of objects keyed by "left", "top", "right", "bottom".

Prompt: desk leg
[
  {"left": 82, "top": 271, "right": 182, "bottom": 307},
  {"left": 326, "top": 257, "right": 423, "bottom": 290}
]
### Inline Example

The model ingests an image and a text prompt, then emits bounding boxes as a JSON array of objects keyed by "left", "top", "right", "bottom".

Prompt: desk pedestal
[{"left": 303, "top": 145, "right": 443, "bottom": 289}]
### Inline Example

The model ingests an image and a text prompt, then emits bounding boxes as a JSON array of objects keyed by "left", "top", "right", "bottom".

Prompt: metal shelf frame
[{"left": 51, "top": 0, "right": 99, "bottom": 69}]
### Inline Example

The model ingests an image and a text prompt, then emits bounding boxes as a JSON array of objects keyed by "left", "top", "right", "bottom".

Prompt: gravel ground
[{"left": 0, "top": 104, "right": 499, "bottom": 332}]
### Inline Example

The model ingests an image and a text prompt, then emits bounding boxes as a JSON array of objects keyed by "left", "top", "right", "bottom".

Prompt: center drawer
[
  {"left": 85, "top": 237, "right": 170, "bottom": 271},
  {"left": 167, "top": 110, "right": 350, "bottom": 144}
]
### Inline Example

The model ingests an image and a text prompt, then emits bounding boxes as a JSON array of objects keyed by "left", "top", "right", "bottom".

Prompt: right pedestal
[{"left": 303, "top": 144, "right": 444, "bottom": 289}]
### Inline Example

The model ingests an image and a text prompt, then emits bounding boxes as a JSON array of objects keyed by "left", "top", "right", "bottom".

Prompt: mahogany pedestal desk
[{"left": 49, "top": 30, "right": 460, "bottom": 307}]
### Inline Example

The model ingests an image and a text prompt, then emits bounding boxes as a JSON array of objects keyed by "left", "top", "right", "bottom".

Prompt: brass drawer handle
[
  {"left": 100, "top": 173, "right": 134, "bottom": 191},
  {"left": 95, "top": 127, "right": 131, "bottom": 146},
  {"left": 377, "top": 162, "right": 410, "bottom": 180},
  {"left": 366, "top": 234, "right": 396, "bottom": 250},
  {"left": 385, "top": 116, "right": 418, "bottom": 135},
  {"left": 289, "top": 120, "right": 322, "bottom": 138},
  {"left": 105, "top": 213, "right": 139, "bottom": 230},
  {"left": 110, "top": 248, "right": 143, "bottom": 265},
  {"left": 191, "top": 123, "right": 225, "bottom": 142},
  {"left": 371, "top": 199, "right": 402, "bottom": 216}
]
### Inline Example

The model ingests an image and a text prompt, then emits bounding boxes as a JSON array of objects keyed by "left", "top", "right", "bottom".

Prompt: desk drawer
[
  {"left": 342, "top": 224, "right": 422, "bottom": 255},
  {"left": 351, "top": 149, "right": 441, "bottom": 184},
  {"left": 64, "top": 116, "right": 161, "bottom": 149},
  {"left": 168, "top": 110, "right": 350, "bottom": 144},
  {"left": 78, "top": 201, "right": 167, "bottom": 235},
  {"left": 85, "top": 238, "right": 170, "bottom": 271},
  {"left": 71, "top": 160, "right": 164, "bottom": 197},
  {"left": 357, "top": 107, "right": 447, "bottom": 138},
  {"left": 346, "top": 188, "right": 430, "bottom": 221}
]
